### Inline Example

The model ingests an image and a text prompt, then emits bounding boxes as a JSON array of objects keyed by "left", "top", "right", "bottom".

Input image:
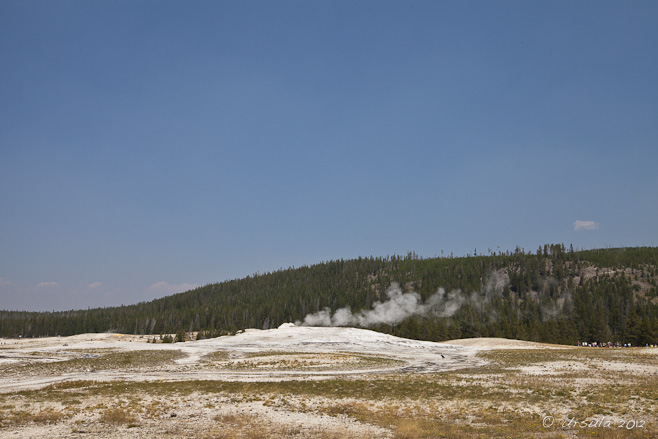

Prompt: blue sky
[{"left": 1, "top": 1, "right": 657, "bottom": 311}]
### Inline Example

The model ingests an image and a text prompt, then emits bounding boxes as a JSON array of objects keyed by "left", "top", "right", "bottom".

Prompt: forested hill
[{"left": 2, "top": 245, "right": 658, "bottom": 345}]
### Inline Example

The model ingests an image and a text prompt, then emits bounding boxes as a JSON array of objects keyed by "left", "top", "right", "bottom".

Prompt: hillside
[{"left": 2, "top": 245, "right": 658, "bottom": 345}]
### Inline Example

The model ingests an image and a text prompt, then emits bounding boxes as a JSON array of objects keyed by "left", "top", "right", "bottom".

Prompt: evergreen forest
[{"left": 2, "top": 245, "right": 658, "bottom": 346}]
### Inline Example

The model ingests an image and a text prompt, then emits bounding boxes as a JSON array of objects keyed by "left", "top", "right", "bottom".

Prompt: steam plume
[{"left": 298, "top": 282, "right": 474, "bottom": 327}]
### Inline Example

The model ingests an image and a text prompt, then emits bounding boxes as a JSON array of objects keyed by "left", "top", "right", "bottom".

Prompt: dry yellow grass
[
  {"left": 99, "top": 407, "right": 140, "bottom": 426},
  {"left": 2, "top": 340, "right": 657, "bottom": 438}
]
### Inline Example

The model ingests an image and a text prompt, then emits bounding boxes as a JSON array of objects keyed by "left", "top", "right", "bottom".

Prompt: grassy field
[
  {"left": 2, "top": 349, "right": 185, "bottom": 375},
  {"left": 1, "top": 346, "right": 656, "bottom": 438}
]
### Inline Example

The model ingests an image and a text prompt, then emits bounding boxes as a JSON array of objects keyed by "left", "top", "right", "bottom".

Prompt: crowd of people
[{"left": 577, "top": 341, "right": 656, "bottom": 348}]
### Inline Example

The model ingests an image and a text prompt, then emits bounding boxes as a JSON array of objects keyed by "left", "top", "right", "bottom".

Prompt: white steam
[{"left": 298, "top": 282, "right": 481, "bottom": 327}]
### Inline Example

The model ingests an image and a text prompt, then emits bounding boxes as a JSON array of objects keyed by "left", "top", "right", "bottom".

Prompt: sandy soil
[{"left": 440, "top": 337, "right": 560, "bottom": 350}]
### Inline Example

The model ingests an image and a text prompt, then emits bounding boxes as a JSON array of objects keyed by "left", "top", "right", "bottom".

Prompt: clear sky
[{"left": 1, "top": 1, "right": 657, "bottom": 312}]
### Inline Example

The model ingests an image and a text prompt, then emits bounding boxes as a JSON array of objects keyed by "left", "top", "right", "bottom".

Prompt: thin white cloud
[
  {"left": 573, "top": 220, "right": 600, "bottom": 231},
  {"left": 36, "top": 281, "right": 58, "bottom": 288},
  {"left": 0, "top": 277, "right": 11, "bottom": 286},
  {"left": 87, "top": 282, "right": 103, "bottom": 289},
  {"left": 148, "top": 281, "right": 197, "bottom": 295}
]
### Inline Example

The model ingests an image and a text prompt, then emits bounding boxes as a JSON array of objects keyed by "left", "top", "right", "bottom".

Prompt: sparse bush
[
  {"left": 99, "top": 407, "right": 139, "bottom": 425},
  {"left": 175, "top": 330, "right": 187, "bottom": 343}
]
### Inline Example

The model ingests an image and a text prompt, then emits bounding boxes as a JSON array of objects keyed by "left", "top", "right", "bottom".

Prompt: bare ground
[{"left": 1, "top": 325, "right": 657, "bottom": 438}]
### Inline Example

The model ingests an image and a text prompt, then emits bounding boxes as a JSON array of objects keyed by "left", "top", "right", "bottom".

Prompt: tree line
[{"left": 1, "top": 245, "right": 657, "bottom": 346}]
